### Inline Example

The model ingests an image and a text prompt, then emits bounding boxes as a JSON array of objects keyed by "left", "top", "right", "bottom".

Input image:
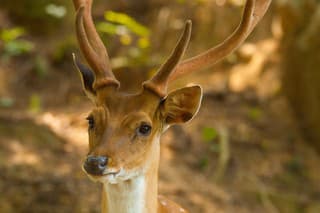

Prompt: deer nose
[{"left": 83, "top": 155, "right": 108, "bottom": 175}]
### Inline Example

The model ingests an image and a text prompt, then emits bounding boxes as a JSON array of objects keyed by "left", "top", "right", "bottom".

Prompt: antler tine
[
  {"left": 72, "top": 0, "right": 83, "bottom": 10},
  {"left": 73, "top": 0, "right": 109, "bottom": 61},
  {"left": 78, "top": 0, "right": 111, "bottom": 64},
  {"left": 143, "top": 21, "right": 192, "bottom": 97},
  {"left": 169, "top": 0, "right": 272, "bottom": 82},
  {"left": 73, "top": 0, "right": 119, "bottom": 90}
]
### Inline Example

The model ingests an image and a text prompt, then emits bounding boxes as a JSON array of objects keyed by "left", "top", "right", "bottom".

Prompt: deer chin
[{"left": 85, "top": 167, "right": 142, "bottom": 185}]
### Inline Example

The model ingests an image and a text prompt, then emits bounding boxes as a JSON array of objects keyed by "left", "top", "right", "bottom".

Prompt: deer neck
[{"left": 101, "top": 137, "right": 160, "bottom": 213}]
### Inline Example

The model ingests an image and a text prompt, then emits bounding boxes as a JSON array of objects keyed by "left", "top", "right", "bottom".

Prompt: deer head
[{"left": 71, "top": 0, "right": 271, "bottom": 185}]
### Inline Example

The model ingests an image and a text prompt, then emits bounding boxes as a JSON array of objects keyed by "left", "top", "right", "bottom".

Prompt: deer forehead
[{"left": 94, "top": 90, "right": 161, "bottom": 126}]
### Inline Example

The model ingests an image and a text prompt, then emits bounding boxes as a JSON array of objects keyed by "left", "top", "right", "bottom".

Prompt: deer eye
[
  {"left": 137, "top": 123, "right": 152, "bottom": 136},
  {"left": 86, "top": 116, "right": 95, "bottom": 130}
]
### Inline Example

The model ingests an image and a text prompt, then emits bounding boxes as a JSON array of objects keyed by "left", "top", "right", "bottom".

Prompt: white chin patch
[
  {"left": 87, "top": 173, "right": 121, "bottom": 184},
  {"left": 100, "top": 174, "right": 119, "bottom": 184},
  {"left": 87, "top": 168, "right": 140, "bottom": 185}
]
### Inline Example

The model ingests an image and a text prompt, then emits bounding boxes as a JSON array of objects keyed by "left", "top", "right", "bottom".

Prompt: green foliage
[
  {"left": 202, "top": 127, "right": 220, "bottom": 153},
  {"left": 53, "top": 37, "right": 76, "bottom": 63},
  {"left": 198, "top": 156, "right": 209, "bottom": 170},
  {"left": 248, "top": 107, "right": 263, "bottom": 121},
  {"left": 201, "top": 126, "right": 220, "bottom": 156},
  {"left": 1, "top": 0, "right": 71, "bottom": 34},
  {"left": 0, "top": 27, "right": 34, "bottom": 59},
  {"left": 1, "top": 27, "right": 25, "bottom": 42},
  {"left": 104, "top": 11, "right": 150, "bottom": 37},
  {"left": 33, "top": 55, "right": 49, "bottom": 77},
  {"left": 176, "top": 0, "right": 186, "bottom": 4},
  {"left": 0, "top": 97, "right": 14, "bottom": 108},
  {"left": 28, "top": 94, "right": 42, "bottom": 113},
  {"left": 285, "top": 156, "right": 304, "bottom": 176},
  {"left": 97, "top": 10, "right": 151, "bottom": 68},
  {"left": 202, "top": 127, "right": 218, "bottom": 142}
]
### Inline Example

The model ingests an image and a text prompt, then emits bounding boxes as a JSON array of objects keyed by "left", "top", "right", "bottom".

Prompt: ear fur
[
  {"left": 161, "top": 85, "right": 202, "bottom": 125},
  {"left": 73, "top": 54, "right": 96, "bottom": 101}
]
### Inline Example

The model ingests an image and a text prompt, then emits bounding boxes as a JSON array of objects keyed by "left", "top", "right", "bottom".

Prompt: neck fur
[{"left": 101, "top": 137, "right": 160, "bottom": 213}]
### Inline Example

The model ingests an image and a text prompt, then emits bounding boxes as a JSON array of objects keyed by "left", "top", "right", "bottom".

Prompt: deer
[{"left": 71, "top": 0, "right": 271, "bottom": 212}]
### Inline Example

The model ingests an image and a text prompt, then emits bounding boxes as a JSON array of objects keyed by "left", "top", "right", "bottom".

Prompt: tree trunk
[{"left": 279, "top": 0, "right": 320, "bottom": 149}]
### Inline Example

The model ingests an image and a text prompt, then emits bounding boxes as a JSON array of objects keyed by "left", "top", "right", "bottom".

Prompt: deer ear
[
  {"left": 73, "top": 54, "right": 96, "bottom": 101},
  {"left": 161, "top": 85, "right": 202, "bottom": 125}
]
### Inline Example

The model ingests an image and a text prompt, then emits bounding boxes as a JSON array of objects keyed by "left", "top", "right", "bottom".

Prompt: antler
[
  {"left": 143, "top": 21, "right": 192, "bottom": 97},
  {"left": 169, "top": 0, "right": 272, "bottom": 82},
  {"left": 73, "top": 0, "right": 119, "bottom": 90},
  {"left": 143, "top": 0, "right": 271, "bottom": 97}
]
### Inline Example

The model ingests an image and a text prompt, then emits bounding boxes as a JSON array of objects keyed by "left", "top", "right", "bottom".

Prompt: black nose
[{"left": 83, "top": 156, "right": 108, "bottom": 175}]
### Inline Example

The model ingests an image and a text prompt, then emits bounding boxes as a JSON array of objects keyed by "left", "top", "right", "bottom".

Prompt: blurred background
[{"left": 1, "top": 0, "right": 320, "bottom": 212}]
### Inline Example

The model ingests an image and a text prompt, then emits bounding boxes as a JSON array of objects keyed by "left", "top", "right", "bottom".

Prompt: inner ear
[
  {"left": 160, "top": 85, "right": 203, "bottom": 125},
  {"left": 73, "top": 54, "right": 96, "bottom": 100}
]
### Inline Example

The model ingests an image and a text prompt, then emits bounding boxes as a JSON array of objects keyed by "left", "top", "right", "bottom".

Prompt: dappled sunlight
[
  {"left": 36, "top": 112, "right": 88, "bottom": 149},
  {"left": 229, "top": 39, "right": 278, "bottom": 96},
  {"left": 7, "top": 138, "right": 73, "bottom": 175},
  {"left": 8, "top": 139, "right": 41, "bottom": 166}
]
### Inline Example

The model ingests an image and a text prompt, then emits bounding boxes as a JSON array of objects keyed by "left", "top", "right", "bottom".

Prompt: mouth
[
  {"left": 82, "top": 167, "right": 121, "bottom": 183},
  {"left": 98, "top": 171, "right": 120, "bottom": 177}
]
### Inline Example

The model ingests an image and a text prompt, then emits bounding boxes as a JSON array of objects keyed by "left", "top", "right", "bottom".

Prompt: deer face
[
  {"left": 76, "top": 81, "right": 201, "bottom": 184},
  {"left": 83, "top": 92, "right": 161, "bottom": 184}
]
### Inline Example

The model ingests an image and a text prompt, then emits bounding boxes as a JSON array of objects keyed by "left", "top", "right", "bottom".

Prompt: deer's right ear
[{"left": 73, "top": 54, "right": 96, "bottom": 101}]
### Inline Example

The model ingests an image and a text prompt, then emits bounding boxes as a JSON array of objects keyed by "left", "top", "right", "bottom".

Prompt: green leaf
[
  {"left": 96, "top": 22, "right": 119, "bottom": 35},
  {"left": 28, "top": 94, "right": 41, "bottom": 113},
  {"left": 248, "top": 107, "right": 263, "bottom": 121},
  {"left": 202, "top": 127, "right": 218, "bottom": 143},
  {"left": 104, "top": 11, "right": 150, "bottom": 37},
  {"left": 0, "top": 27, "right": 25, "bottom": 42},
  {"left": 138, "top": 37, "right": 150, "bottom": 49},
  {"left": 4, "top": 40, "right": 34, "bottom": 56},
  {"left": 120, "top": 34, "right": 132, "bottom": 45}
]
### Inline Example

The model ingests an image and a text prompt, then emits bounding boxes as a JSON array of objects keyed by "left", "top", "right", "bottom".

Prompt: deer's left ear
[
  {"left": 73, "top": 54, "right": 96, "bottom": 101},
  {"left": 161, "top": 85, "right": 203, "bottom": 125}
]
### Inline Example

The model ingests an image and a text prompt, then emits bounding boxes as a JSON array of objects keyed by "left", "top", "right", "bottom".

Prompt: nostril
[
  {"left": 84, "top": 156, "right": 108, "bottom": 175},
  {"left": 99, "top": 157, "right": 108, "bottom": 167}
]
